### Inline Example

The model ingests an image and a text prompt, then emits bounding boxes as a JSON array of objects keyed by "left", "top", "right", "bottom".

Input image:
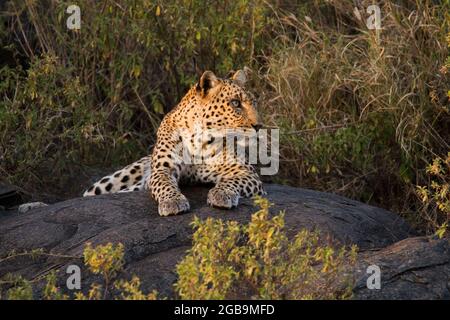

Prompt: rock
[
  {"left": 17, "top": 202, "right": 49, "bottom": 214},
  {"left": 0, "top": 182, "right": 22, "bottom": 209},
  {"left": 1, "top": 183, "right": 445, "bottom": 300},
  {"left": 353, "top": 237, "right": 450, "bottom": 299}
]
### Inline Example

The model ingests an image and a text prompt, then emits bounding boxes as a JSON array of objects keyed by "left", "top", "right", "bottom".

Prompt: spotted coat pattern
[{"left": 83, "top": 70, "right": 265, "bottom": 216}]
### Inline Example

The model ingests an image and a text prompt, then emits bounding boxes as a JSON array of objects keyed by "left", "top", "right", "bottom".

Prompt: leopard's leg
[
  {"left": 147, "top": 132, "right": 190, "bottom": 216},
  {"left": 149, "top": 167, "right": 190, "bottom": 216},
  {"left": 83, "top": 156, "right": 151, "bottom": 196},
  {"left": 198, "top": 163, "right": 265, "bottom": 209}
]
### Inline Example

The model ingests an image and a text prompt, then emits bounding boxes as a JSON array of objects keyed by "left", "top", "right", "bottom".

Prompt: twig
[
  {"left": 0, "top": 251, "right": 81, "bottom": 264},
  {"left": 281, "top": 122, "right": 359, "bottom": 135}
]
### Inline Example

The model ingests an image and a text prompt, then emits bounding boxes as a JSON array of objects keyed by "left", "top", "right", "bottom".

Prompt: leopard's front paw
[
  {"left": 158, "top": 195, "right": 190, "bottom": 216},
  {"left": 207, "top": 188, "right": 239, "bottom": 209}
]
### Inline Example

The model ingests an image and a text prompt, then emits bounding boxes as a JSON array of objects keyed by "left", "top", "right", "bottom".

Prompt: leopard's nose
[{"left": 252, "top": 124, "right": 263, "bottom": 131}]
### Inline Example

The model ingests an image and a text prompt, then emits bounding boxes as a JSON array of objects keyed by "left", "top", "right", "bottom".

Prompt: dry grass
[{"left": 254, "top": 0, "right": 449, "bottom": 230}]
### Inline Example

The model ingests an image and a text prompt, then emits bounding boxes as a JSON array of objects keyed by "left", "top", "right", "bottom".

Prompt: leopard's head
[{"left": 194, "top": 69, "right": 262, "bottom": 132}]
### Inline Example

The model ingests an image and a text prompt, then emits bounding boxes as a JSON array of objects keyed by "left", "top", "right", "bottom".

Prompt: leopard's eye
[{"left": 230, "top": 99, "right": 241, "bottom": 108}]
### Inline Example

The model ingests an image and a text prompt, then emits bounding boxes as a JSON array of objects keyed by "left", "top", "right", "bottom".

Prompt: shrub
[
  {"left": 4, "top": 276, "right": 33, "bottom": 300},
  {"left": 1, "top": 198, "right": 357, "bottom": 300},
  {"left": 175, "top": 197, "right": 357, "bottom": 299},
  {"left": 255, "top": 0, "right": 450, "bottom": 228},
  {"left": 414, "top": 25, "right": 449, "bottom": 236},
  {"left": 416, "top": 152, "right": 450, "bottom": 238},
  {"left": 83, "top": 242, "right": 124, "bottom": 281},
  {"left": 0, "top": 0, "right": 273, "bottom": 196},
  {"left": 1, "top": 242, "right": 156, "bottom": 300}
]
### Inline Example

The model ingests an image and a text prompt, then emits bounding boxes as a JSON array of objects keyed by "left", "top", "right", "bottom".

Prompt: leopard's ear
[
  {"left": 225, "top": 69, "right": 236, "bottom": 79},
  {"left": 231, "top": 68, "right": 249, "bottom": 86},
  {"left": 197, "top": 71, "right": 219, "bottom": 96}
]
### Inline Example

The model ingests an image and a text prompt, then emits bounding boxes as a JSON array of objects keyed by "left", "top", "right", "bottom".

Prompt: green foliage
[
  {"left": 83, "top": 242, "right": 124, "bottom": 280},
  {"left": 5, "top": 276, "right": 33, "bottom": 300},
  {"left": 114, "top": 276, "right": 158, "bottom": 300},
  {"left": 175, "top": 197, "right": 357, "bottom": 299},
  {"left": 81, "top": 242, "right": 125, "bottom": 299},
  {"left": 414, "top": 28, "right": 450, "bottom": 237},
  {"left": 416, "top": 153, "right": 450, "bottom": 237},
  {"left": 0, "top": 0, "right": 273, "bottom": 195},
  {"left": 0, "top": 55, "right": 97, "bottom": 196},
  {"left": 1, "top": 242, "right": 154, "bottom": 300},
  {"left": 43, "top": 271, "right": 69, "bottom": 300},
  {"left": 258, "top": 0, "right": 450, "bottom": 225},
  {"left": 1, "top": 200, "right": 357, "bottom": 300}
]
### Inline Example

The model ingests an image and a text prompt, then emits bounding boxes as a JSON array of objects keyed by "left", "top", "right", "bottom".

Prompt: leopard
[{"left": 83, "top": 69, "right": 265, "bottom": 216}]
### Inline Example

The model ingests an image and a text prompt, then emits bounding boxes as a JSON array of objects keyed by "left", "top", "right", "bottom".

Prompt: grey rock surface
[
  {"left": 353, "top": 237, "right": 450, "bottom": 299},
  {"left": 1, "top": 184, "right": 447, "bottom": 299},
  {"left": 0, "top": 182, "right": 22, "bottom": 209}
]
